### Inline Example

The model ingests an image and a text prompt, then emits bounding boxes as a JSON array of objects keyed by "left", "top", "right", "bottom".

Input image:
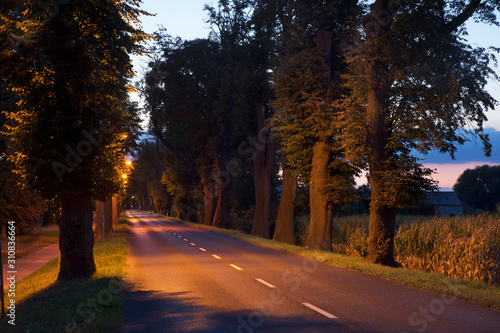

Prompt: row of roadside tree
[{"left": 131, "top": 0, "right": 500, "bottom": 267}]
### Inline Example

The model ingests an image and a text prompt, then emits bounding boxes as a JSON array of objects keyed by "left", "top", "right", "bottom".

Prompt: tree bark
[
  {"left": 58, "top": 194, "right": 96, "bottom": 280},
  {"left": 212, "top": 150, "right": 231, "bottom": 228},
  {"left": 95, "top": 201, "right": 104, "bottom": 239},
  {"left": 175, "top": 196, "right": 198, "bottom": 222},
  {"left": 363, "top": 0, "right": 397, "bottom": 266},
  {"left": 104, "top": 199, "right": 113, "bottom": 236},
  {"left": 202, "top": 176, "right": 216, "bottom": 225},
  {"left": 273, "top": 164, "right": 297, "bottom": 244},
  {"left": 251, "top": 104, "right": 277, "bottom": 238},
  {"left": 112, "top": 196, "right": 119, "bottom": 227},
  {"left": 186, "top": 196, "right": 199, "bottom": 222},
  {"left": 306, "top": 141, "right": 333, "bottom": 251},
  {"left": 212, "top": 96, "right": 234, "bottom": 229}
]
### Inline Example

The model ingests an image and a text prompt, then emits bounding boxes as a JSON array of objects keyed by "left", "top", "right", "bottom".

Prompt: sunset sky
[{"left": 131, "top": 1, "right": 500, "bottom": 190}]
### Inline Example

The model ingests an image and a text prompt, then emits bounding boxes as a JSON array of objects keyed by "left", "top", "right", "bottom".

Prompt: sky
[{"left": 131, "top": 1, "right": 500, "bottom": 191}]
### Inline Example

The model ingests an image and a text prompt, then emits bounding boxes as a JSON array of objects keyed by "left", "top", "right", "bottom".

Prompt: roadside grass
[
  {"left": 0, "top": 216, "right": 128, "bottom": 332},
  {"left": 171, "top": 218, "right": 500, "bottom": 311},
  {"left": 1, "top": 224, "right": 59, "bottom": 265}
]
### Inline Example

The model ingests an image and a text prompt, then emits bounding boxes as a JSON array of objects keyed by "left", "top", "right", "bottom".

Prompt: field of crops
[{"left": 329, "top": 214, "right": 500, "bottom": 285}]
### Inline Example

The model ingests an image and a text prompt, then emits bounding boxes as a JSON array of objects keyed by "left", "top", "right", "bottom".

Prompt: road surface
[{"left": 124, "top": 210, "right": 500, "bottom": 332}]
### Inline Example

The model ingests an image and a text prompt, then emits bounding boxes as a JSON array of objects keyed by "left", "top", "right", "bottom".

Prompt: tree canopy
[
  {"left": 339, "top": 0, "right": 500, "bottom": 265},
  {"left": 0, "top": 0, "right": 150, "bottom": 279},
  {"left": 454, "top": 164, "right": 500, "bottom": 212}
]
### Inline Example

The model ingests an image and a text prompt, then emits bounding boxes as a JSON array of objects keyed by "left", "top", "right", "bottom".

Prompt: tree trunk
[
  {"left": 186, "top": 196, "right": 199, "bottom": 222},
  {"left": 202, "top": 177, "right": 216, "bottom": 225},
  {"left": 212, "top": 153, "right": 231, "bottom": 228},
  {"left": 306, "top": 141, "right": 333, "bottom": 251},
  {"left": 58, "top": 194, "right": 96, "bottom": 280},
  {"left": 95, "top": 201, "right": 104, "bottom": 239},
  {"left": 273, "top": 164, "right": 297, "bottom": 244},
  {"left": 251, "top": 104, "right": 276, "bottom": 238},
  {"left": 104, "top": 199, "right": 113, "bottom": 236},
  {"left": 212, "top": 97, "right": 233, "bottom": 229},
  {"left": 363, "top": 0, "right": 397, "bottom": 266},
  {"left": 112, "top": 196, "right": 119, "bottom": 227},
  {"left": 175, "top": 205, "right": 182, "bottom": 219}
]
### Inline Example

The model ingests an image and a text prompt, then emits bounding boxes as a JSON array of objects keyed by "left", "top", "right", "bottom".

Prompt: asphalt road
[{"left": 123, "top": 210, "right": 500, "bottom": 333}]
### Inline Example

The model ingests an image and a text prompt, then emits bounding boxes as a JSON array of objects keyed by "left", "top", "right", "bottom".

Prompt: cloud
[
  {"left": 417, "top": 129, "right": 500, "bottom": 164},
  {"left": 355, "top": 129, "right": 500, "bottom": 190}
]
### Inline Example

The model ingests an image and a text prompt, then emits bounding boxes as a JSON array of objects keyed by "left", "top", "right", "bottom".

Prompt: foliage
[
  {"left": 454, "top": 164, "right": 500, "bottom": 212},
  {"left": 267, "top": 0, "right": 363, "bottom": 211},
  {"left": 128, "top": 139, "right": 172, "bottom": 213},
  {"left": 340, "top": 1, "right": 500, "bottom": 204},
  {"left": 337, "top": 0, "right": 500, "bottom": 265},
  {"left": 0, "top": 82, "right": 47, "bottom": 229},
  {"left": 0, "top": 0, "right": 150, "bottom": 201},
  {"left": 141, "top": 0, "right": 278, "bottom": 227}
]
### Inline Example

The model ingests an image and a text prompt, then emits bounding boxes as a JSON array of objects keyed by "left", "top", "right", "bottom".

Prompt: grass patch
[
  {"left": 178, "top": 220, "right": 500, "bottom": 311},
  {"left": 0, "top": 217, "right": 128, "bottom": 332}
]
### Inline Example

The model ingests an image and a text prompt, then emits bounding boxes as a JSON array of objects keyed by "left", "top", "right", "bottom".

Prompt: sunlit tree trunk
[
  {"left": 104, "top": 199, "right": 113, "bottom": 237},
  {"left": 273, "top": 163, "right": 297, "bottom": 244},
  {"left": 58, "top": 194, "right": 96, "bottom": 280},
  {"left": 363, "top": 0, "right": 397, "bottom": 266},
  {"left": 112, "top": 196, "right": 119, "bottom": 227},
  {"left": 251, "top": 104, "right": 276, "bottom": 238},
  {"left": 307, "top": 141, "right": 333, "bottom": 251}
]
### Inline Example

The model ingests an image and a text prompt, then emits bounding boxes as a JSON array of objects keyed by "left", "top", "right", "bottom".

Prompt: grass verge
[
  {"left": 0, "top": 216, "right": 128, "bottom": 332},
  {"left": 173, "top": 218, "right": 500, "bottom": 311}
]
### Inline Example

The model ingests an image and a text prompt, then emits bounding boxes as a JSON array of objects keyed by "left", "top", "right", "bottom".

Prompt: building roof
[{"left": 425, "top": 191, "right": 463, "bottom": 207}]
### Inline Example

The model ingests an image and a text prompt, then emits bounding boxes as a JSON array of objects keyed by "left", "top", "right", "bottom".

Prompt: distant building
[{"left": 425, "top": 191, "right": 463, "bottom": 216}]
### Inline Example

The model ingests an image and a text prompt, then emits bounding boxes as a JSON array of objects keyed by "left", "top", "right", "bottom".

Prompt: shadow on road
[{"left": 124, "top": 286, "right": 350, "bottom": 333}]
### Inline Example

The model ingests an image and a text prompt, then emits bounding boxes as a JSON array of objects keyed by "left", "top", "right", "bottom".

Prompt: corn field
[{"left": 329, "top": 214, "right": 500, "bottom": 285}]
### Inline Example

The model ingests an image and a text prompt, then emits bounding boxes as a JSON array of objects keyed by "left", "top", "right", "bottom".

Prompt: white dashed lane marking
[
  {"left": 302, "top": 303, "right": 338, "bottom": 319},
  {"left": 229, "top": 264, "right": 243, "bottom": 271},
  {"left": 149, "top": 218, "right": 339, "bottom": 321},
  {"left": 255, "top": 278, "right": 276, "bottom": 289}
]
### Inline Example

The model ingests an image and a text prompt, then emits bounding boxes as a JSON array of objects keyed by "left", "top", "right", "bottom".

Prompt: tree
[
  {"left": 454, "top": 165, "right": 500, "bottom": 212},
  {"left": 269, "top": 0, "right": 361, "bottom": 250},
  {"left": 143, "top": 0, "right": 276, "bottom": 231},
  {"left": 205, "top": 0, "right": 259, "bottom": 229},
  {"left": 142, "top": 35, "right": 223, "bottom": 223},
  {"left": 251, "top": 104, "right": 276, "bottom": 238},
  {"left": 0, "top": 0, "right": 150, "bottom": 279},
  {"left": 341, "top": 0, "right": 499, "bottom": 265}
]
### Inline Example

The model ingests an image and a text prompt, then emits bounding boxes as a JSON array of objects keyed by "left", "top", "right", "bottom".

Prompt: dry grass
[
  {"left": 395, "top": 215, "right": 500, "bottom": 284},
  {"left": 330, "top": 214, "right": 500, "bottom": 285}
]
